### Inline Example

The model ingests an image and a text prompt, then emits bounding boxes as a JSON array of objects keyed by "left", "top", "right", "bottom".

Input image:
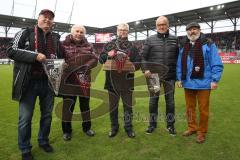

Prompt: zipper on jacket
[
  {"left": 14, "top": 70, "right": 21, "bottom": 86},
  {"left": 163, "top": 38, "right": 167, "bottom": 64}
]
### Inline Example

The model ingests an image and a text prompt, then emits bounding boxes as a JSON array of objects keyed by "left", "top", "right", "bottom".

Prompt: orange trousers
[{"left": 184, "top": 89, "right": 211, "bottom": 135}]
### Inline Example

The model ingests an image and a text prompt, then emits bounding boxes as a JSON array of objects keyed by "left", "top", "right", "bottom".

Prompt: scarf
[
  {"left": 181, "top": 37, "right": 204, "bottom": 80},
  {"left": 63, "top": 35, "right": 92, "bottom": 96},
  {"left": 31, "top": 26, "right": 55, "bottom": 77},
  {"left": 114, "top": 38, "right": 132, "bottom": 72},
  {"left": 34, "top": 25, "right": 55, "bottom": 58}
]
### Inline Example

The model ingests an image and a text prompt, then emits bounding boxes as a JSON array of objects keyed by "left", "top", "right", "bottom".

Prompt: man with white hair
[
  {"left": 60, "top": 24, "right": 98, "bottom": 141},
  {"left": 141, "top": 16, "right": 179, "bottom": 136},
  {"left": 176, "top": 22, "right": 223, "bottom": 143},
  {"left": 99, "top": 23, "right": 141, "bottom": 138}
]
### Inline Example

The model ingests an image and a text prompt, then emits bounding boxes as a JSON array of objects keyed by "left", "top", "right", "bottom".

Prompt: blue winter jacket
[{"left": 176, "top": 38, "right": 223, "bottom": 90}]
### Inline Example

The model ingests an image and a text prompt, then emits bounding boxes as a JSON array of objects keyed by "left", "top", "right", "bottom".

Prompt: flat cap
[{"left": 186, "top": 22, "right": 200, "bottom": 30}]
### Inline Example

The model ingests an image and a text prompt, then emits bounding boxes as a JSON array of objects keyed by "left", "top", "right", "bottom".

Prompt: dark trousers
[
  {"left": 148, "top": 79, "right": 175, "bottom": 128},
  {"left": 108, "top": 90, "right": 133, "bottom": 131},
  {"left": 62, "top": 96, "right": 91, "bottom": 133}
]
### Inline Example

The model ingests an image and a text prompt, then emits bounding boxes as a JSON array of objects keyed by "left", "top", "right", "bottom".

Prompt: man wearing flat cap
[
  {"left": 7, "top": 9, "right": 63, "bottom": 160},
  {"left": 176, "top": 22, "right": 223, "bottom": 143},
  {"left": 185, "top": 22, "right": 200, "bottom": 31}
]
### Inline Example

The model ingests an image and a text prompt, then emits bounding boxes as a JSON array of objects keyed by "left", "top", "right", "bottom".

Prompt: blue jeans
[{"left": 18, "top": 79, "right": 54, "bottom": 153}]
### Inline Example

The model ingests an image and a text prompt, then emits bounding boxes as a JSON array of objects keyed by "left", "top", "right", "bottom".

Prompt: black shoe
[
  {"left": 108, "top": 129, "right": 118, "bottom": 138},
  {"left": 85, "top": 130, "right": 95, "bottom": 137},
  {"left": 126, "top": 130, "right": 135, "bottom": 138},
  {"left": 39, "top": 143, "right": 54, "bottom": 153},
  {"left": 22, "top": 152, "right": 33, "bottom": 160},
  {"left": 63, "top": 133, "right": 72, "bottom": 141},
  {"left": 166, "top": 127, "right": 177, "bottom": 136},
  {"left": 146, "top": 126, "right": 155, "bottom": 134}
]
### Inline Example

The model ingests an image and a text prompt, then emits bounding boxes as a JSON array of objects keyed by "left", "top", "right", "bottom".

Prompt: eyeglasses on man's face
[
  {"left": 118, "top": 29, "right": 128, "bottom": 32},
  {"left": 156, "top": 23, "right": 167, "bottom": 27}
]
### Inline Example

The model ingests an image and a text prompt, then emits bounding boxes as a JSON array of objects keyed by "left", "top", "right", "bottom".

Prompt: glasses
[
  {"left": 156, "top": 24, "right": 167, "bottom": 27},
  {"left": 118, "top": 29, "right": 128, "bottom": 32}
]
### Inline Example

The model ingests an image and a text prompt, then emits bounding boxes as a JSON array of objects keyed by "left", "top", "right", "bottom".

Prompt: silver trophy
[
  {"left": 42, "top": 59, "right": 65, "bottom": 95},
  {"left": 148, "top": 73, "right": 160, "bottom": 93},
  {"left": 115, "top": 51, "right": 127, "bottom": 60}
]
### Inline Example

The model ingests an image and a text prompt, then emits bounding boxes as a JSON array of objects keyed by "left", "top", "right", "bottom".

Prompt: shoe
[
  {"left": 39, "top": 143, "right": 54, "bottom": 153},
  {"left": 108, "top": 129, "right": 118, "bottom": 138},
  {"left": 126, "top": 130, "right": 135, "bottom": 138},
  {"left": 22, "top": 152, "right": 33, "bottom": 160},
  {"left": 63, "top": 133, "right": 72, "bottom": 141},
  {"left": 196, "top": 134, "right": 205, "bottom": 144},
  {"left": 85, "top": 130, "right": 95, "bottom": 137},
  {"left": 166, "top": 127, "right": 177, "bottom": 136},
  {"left": 145, "top": 126, "right": 155, "bottom": 134},
  {"left": 182, "top": 130, "right": 196, "bottom": 137}
]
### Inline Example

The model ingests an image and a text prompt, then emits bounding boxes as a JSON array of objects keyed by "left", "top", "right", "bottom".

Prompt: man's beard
[{"left": 187, "top": 32, "right": 200, "bottom": 42}]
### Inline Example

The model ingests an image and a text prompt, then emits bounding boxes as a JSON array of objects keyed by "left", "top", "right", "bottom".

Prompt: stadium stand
[
  {"left": 0, "top": 37, "right": 13, "bottom": 64},
  {"left": 0, "top": 1, "right": 239, "bottom": 63},
  {"left": 0, "top": 37, "right": 11, "bottom": 59},
  {"left": 1, "top": 30, "right": 240, "bottom": 63}
]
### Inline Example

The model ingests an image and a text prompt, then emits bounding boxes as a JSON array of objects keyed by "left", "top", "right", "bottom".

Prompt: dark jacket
[
  {"left": 141, "top": 31, "right": 179, "bottom": 80},
  {"left": 61, "top": 35, "right": 98, "bottom": 86},
  {"left": 99, "top": 38, "right": 141, "bottom": 91},
  {"left": 7, "top": 27, "right": 63, "bottom": 101}
]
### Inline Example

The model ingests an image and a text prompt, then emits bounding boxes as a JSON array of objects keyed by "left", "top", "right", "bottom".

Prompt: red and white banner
[
  {"left": 219, "top": 52, "right": 240, "bottom": 64},
  {"left": 95, "top": 33, "right": 112, "bottom": 43}
]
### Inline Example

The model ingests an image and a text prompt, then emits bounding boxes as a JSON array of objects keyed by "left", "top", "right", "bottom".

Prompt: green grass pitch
[{"left": 0, "top": 64, "right": 240, "bottom": 160}]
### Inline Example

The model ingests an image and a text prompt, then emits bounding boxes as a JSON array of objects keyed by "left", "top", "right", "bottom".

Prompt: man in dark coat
[
  {"left": 7, "top": 9, "right": 63, "bottom": 160},
  {"left": 141, "top": 16, "right": 179, "bottom": 136},
  {"left": 99, "top": 23, "right": 141, "bottom": 138}
]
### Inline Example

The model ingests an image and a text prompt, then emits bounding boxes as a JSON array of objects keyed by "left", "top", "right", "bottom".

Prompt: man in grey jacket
[{"left": 141, "top": 16, "right": 179, "bottom": 135}]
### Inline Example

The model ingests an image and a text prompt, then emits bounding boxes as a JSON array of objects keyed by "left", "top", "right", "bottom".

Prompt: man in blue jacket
[{"left": 176, "top": 22, "right": 223, "bottom": 143}]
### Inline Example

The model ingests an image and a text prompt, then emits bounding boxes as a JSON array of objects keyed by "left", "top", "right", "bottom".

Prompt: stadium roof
[
  {"left": 0, "top": 0, "right": 239, "bottom": 36},
  {"left": 0, "top": 14, "right": 100, "bottom": 35},
  {"left": 0, "top": 0, "right": 236, "bottom": 27},
  {"left": 104, "top": 0, "right": 240, "bottom": 34}
]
